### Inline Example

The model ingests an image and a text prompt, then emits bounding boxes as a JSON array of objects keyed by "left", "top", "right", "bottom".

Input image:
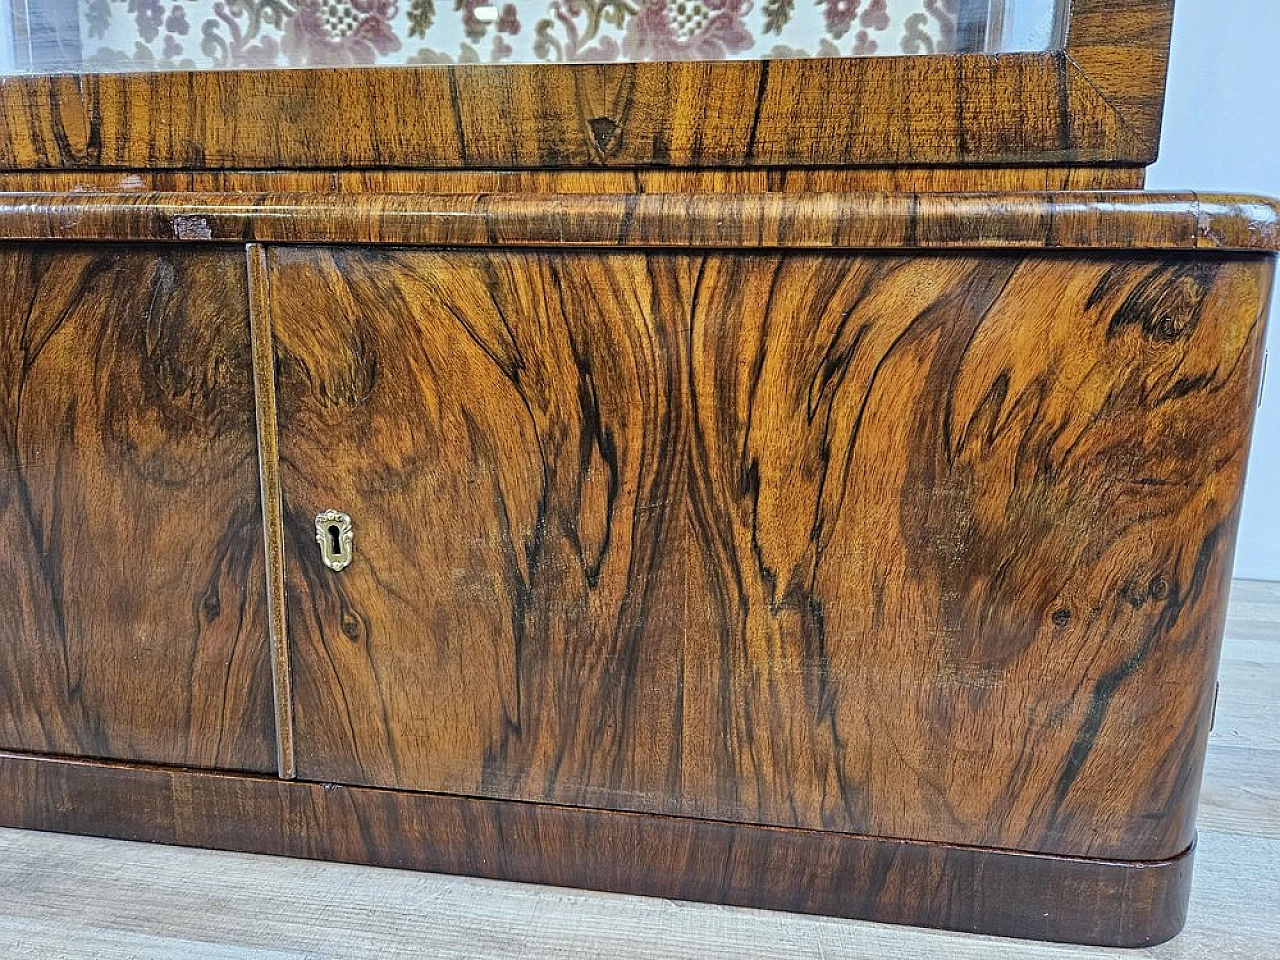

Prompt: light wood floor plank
[
  {"left": 1198, "top": 744, "right": 1280, "bottom": 840},
  {"left": 1211, "top": 658, "right": 1280, "bottom": 751}
]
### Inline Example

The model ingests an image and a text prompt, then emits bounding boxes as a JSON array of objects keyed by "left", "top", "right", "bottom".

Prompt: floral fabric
[{"left": 75, "top": 0, "right": 1007, "bottom": 70}]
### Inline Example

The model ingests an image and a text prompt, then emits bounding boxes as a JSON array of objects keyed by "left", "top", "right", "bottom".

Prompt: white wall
[
  {"left": 1146, "top": 0, "right": 1280, "bottom": 581},
  {"left": 0, "top": 0, "right": 15, "bottom": 72}
]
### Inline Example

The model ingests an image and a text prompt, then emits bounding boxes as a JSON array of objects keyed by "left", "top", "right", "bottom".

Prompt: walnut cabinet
[{"left": 0, "top": 191, "right": 1275, "bottom": 946}]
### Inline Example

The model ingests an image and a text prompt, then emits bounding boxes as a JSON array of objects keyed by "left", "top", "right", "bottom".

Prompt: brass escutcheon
[{"left": 315, "top": 509, "right": 353, "bottom": 572}]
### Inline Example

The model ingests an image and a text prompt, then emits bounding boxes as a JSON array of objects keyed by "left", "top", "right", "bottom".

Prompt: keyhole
[{"left": 316, "top": 511, "right": 352, "bottom": 572}]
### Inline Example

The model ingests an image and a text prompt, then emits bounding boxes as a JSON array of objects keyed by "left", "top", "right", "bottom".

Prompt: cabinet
[
  {"left": 0, "top": 193, "right": 1273, "bottom": 945},
  {"left": 0, "top": 0, "right": 1273, "bottom": 933}
]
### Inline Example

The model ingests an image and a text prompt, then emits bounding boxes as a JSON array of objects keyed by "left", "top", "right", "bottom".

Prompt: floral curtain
[{"left": 74, "top": 0, "right": 1007, "bottom": 71}]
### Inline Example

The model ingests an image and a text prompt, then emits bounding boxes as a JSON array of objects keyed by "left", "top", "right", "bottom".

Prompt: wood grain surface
[
  {"left": 0, "top": 244, "right": 276, "bottom": 772},
  {"left": 247, "top": 244, "right": 296, "bottom": 779},
  {"left": 1063, "top": 0, "right": 1173, "bottom": 154},
  {"left": 0, "top": 0, "right": 1170, "bottom": 171},
  {"left": 266, "top": 246, "right": 1271, "bottom": 861},
  {"left": 0, "top": 192, "right": 1277, "bottom": 251},
  {"left": 4, "top": 580, "right": 1277, "bottom": 958},
  {"left": 0, "top": 166, "right": 1149, "bottom": 195},
  {"left": 0, "top": 751, "right": 1195, "bottom": 948}
]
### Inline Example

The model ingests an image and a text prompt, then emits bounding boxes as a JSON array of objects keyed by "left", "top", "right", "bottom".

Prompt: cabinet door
[
  {"left": 269, "top": 246, "right": 1266, "bottom": 860},
  {"left": 0, "top": 245, "right": 276, "bottom": 773}
]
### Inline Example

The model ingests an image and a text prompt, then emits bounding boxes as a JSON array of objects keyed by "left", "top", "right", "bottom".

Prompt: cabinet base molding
[{"left": 0, "top": 751, "right": 1191, "bottom": 947}]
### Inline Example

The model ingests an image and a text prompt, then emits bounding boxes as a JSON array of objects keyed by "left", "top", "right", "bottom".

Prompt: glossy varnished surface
[
  {"left": 0, "top": 752, "right": 1195, "bottom": 947},
  {"left": 247, "top": 244, "right": 296, "bottom": 778},
  {"left": 0, "top": 184, "right": 1271, "bottom": 947},
  {"left": 0, "top": 192, "right": 1277, "bottom": 250},
  {"left": 0, "top": 54, "right": 1128, "bottom": 169},
  {"left": 266, "top": 246, "right": 1269, "bottom": 860},
  {"left": 4, "top": 579, "right": 1276, "bottom": 958},
  {"left": 0, "top": 244, "right": 276, "bottom": 771},
  {"left": 0, "top": 0, "right": 1171, "bottom": 171},
  {"left": 0, "top": 167, "right": 1150, "bottom": 194}
]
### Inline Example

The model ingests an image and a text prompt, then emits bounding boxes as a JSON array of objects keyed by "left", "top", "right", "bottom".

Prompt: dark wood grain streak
[
  {"left": 269, "top": 246, "right": 1270, "bottom": 863},
  {"left": 0, "top": 751, "right": 1195, "bottom": 948},
  {"left": 0, "top": 0, "right": 1171, "bottom": 171},
  {"left": 0, "top": 192, "right": 1275, "bottom": 251},
  {"left": 0, "top": 244, "right": 276, "bottom": 772}
]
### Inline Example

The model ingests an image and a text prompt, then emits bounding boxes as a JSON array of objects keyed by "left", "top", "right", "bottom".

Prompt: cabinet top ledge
[{"left": 0, "top": 191, "right": 1276, "bottom": 253}]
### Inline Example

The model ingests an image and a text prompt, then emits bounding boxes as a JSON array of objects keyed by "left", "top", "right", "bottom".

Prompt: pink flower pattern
[
  {"left": 621, "top": 0, "right": 753, "bottom": 61},
  {"left": 282, "top": 0, "right": 401, "bottom": 64},
  {"left": 821, "top": 0, "right": 859, "bottom": 41},
  {"left": 76, "top": 0, "right": 991, "bottom": 70}
]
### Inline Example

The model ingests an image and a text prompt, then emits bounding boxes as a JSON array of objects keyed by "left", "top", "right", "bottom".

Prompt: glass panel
[{"left": 1, "top": 0, "right": 1065, "bottom": 74}]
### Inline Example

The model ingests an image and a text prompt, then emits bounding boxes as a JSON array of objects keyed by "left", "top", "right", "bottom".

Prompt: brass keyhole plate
[{"left": 315, "top": 509, "right": 353, "bottom": 572}]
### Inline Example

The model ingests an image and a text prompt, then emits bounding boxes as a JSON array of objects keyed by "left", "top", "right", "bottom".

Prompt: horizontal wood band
[
  {"left": 0, "top": 752, "right": 1193, "bottom": 947},
  {"left": 0, "top": 49, "right": 1147, "bottom": 171},
  {"left": 0, "top": 167, "right": 1151, "bottom": 195},
  {"left": 0, "top": 191, "right": 1277, "bottom": 251}
]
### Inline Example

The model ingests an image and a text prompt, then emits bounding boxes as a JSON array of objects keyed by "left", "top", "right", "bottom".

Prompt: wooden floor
[{"left": 1, "top": 579, "right": 1276, "bottom": 959}]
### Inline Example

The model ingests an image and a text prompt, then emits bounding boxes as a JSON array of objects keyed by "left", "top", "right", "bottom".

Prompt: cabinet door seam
[{"left": 247, "top": 242, "right": 296, "bottom": 780}]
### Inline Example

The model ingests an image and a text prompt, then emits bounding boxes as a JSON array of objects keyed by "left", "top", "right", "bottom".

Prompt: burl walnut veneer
[
  {"left": 0, "top": 0, "right": 1273, "bottom": 946},
  {"left": 0, "top": 191, "right": 1274, "bottom": 947}
]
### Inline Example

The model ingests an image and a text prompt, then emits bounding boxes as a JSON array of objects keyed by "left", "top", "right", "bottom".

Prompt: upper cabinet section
[
  {"left": 2, "top": 0, "right": 1064, "bottom": 73},
  {"left": 0, "top": 0, "right": 1170, "bottom": 170}
]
